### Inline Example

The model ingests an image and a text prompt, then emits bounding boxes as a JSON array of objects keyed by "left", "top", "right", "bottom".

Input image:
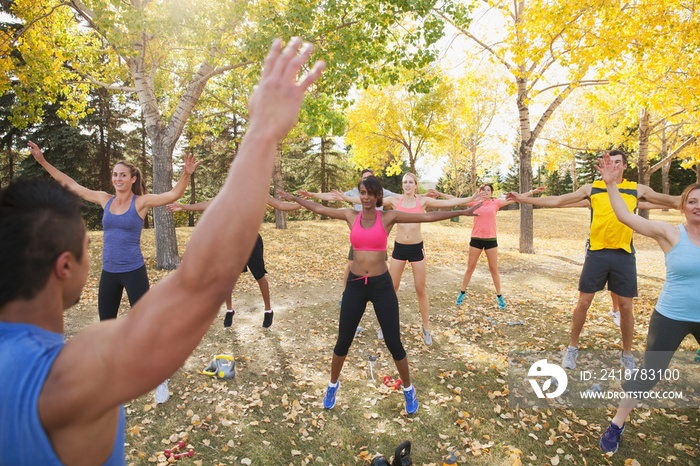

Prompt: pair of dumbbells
[
  {"left": 162, "top": 441, "right": 194, "bottom": 459},
  {"left": 383, "top": 375, "right": 403, "bottom": 390}
]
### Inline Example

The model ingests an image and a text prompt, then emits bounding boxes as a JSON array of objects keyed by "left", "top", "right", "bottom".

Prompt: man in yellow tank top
[{"left": 506, "top": 151, "right": 678, "bottom": 371}]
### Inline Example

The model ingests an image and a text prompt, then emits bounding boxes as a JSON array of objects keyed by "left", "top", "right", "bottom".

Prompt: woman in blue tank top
[
  {"left": 597, "top": 154, "right": 700, "bottom": 455},
  {"left": 30, "top": 142, "right": 199, "bottom": 403}
]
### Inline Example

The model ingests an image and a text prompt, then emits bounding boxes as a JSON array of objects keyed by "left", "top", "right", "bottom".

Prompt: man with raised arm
[
  {"left": 505, "top": 150, "right": 677, "bottom": 371},
  {"left": 0, "top": 38, "right": 324, "bottom": 465}
]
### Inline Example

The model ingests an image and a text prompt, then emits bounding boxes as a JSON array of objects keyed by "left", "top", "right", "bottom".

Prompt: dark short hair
[
  {"left": 358, "top": 176, "right": 383, "bottom": 207},
  {"left": 608, "top": 150, "right": 627, "bottom": 166},
  {"left": 0, "top": 178, "right": 86, "bottom": 308},
  {"left": 360, "top": 168, "right": 375, "bottom": 177}
]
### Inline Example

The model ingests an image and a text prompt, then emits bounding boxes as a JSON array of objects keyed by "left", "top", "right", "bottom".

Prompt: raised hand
[
  {"left": 533, "top": 186, "right": 546, "bottom": 195},
  {"left": 330, "top": 189, "right": 346, "bottom": 201},
  {"left": 505, "top": 192, "right": 522, "bottom": 202},
  {"left": 248, "top": 38, "right": 326, "bottom": 141},
  {"left": 183, "top": 153, "right": 201, "bottom": 175},
  {"left": 277, "top": 189, "right": 294, "bottom": 201},
  {"left": 461, "top": 201, "right": 484, "bottom": 216},
  {"left": 27, "top": 141, "right": 46, "bottom": 164},
  {"left": 595, "top": 152, "right": 620, "bottom": 185},
  {"left": 297, "top": 190, "right": 312, "bottom": 199},
  {"left": 425, "top": 189, "right": 440, "bottom": 198},
  {"left": 166, "top": 203, "right": 183, "bottom": 212}
]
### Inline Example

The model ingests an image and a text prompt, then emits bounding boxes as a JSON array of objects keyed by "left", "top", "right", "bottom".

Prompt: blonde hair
[{"left": 403, "top": 173, "right": 419, "bottom": 184}]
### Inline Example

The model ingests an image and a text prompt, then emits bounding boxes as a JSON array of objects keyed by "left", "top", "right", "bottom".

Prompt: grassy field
[{"left": 65, "top": 207, "right": 699, "bottom": 465}]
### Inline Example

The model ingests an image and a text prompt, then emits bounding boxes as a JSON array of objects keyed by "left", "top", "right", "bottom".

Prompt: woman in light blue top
[{"left": 596, "top": 153, "right": 699, "bottom": 454}]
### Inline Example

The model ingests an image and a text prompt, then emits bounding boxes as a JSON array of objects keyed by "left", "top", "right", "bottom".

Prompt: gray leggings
[{"left": 622, "top": 310, "right": 700, "bottom": 393}]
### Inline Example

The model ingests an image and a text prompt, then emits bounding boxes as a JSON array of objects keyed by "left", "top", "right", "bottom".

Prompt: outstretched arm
[
  {"left": 596, "top": 154, "right": 677, "bottom": 250},
  {"left": 139, "top": 154, "right": 202, "bottom": 211},
  {"left": 278, "top": 190, "right": 353, "bottom": 221},
  {"left": 506, "top": 185, "right": 590, "bottom": 207},
  {"left": 421, "top": 190, "right": 490, "bottom": 209},
  {"left": 41, "top": 39, "right": 326, "bottom": 461},
  {"left": 267, "top": 195, "right": 301, "bottom": 211},
  {"left": 385, "top": 202, "right": 483, "bottom": 228},
  {"left": 166, "top": 199, "right": 212, "bottom": 212},
  {"left": 637, "top": 184, "right": 679, "bottom": 209},
  {"left": 28, "top": 141, "right": 111, "bottom": 207}
]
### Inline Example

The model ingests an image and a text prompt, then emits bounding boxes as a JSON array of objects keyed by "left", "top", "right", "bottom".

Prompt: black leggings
[
  {"left": 98, "top": 265, "right": 150, "bottom": 321},
  {"left": 622, "top": 310, "right": 700, "bottom": 393},
  {"left": 335, "top": 271, "right": 406, "bottom": 361}
]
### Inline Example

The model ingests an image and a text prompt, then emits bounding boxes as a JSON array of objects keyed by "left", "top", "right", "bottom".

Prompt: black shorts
[
  {"left": 391, "top": 241, "right": 425, "bottom": 262},
  {"left": 243, "top": 234, "right": 267, "bottom": 280},
  {"left": 348, "top": 245, "right": 388, "bottom": 261},
  {"left": 470, "top": 238, "right": 498, "bottom": 250},
  {"left": 579, "top": 248, "right": 636, "bottom": 297}
]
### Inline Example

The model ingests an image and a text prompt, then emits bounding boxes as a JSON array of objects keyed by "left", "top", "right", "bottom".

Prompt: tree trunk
[
  {"left": 637, "top": 109, "right": 651, "bottom": 219},
  {"left": 320, "top": 137, "right": 329, "bottom": 219},
  {"left": 571, "top": 155, "right": 578, "bottom": 191},
  {"left": 188, "top": 172, "right": 196, "bottom": 227},
  {"left": 470, "top": 137, "right": 478, "bottom": 194},
  {"left": 516, "top": 75, "right": 534, "bottom": 254},
  {"left": 273, "top": 145, "right": 287, "bottom": 229},
  {"left": 151, "top": 138, "right": 180, "bottom": 269}
]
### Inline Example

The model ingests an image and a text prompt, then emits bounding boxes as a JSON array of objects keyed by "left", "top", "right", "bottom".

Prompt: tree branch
[{"left": 649, "top": 136, "right": 697, "bottom": 172}]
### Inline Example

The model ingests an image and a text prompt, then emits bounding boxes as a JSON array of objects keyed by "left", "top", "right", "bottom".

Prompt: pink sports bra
[
  {"left": 350, "top": 211, "right": 387, "bottom": 251},
  {"left": 397, "top": 197, "right": 423, "bottom": 214}
]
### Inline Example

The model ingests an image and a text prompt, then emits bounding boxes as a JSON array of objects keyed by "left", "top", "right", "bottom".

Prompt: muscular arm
[
  {"left": 39, "top": 38, "right": 326, "bottom": 464},
  {"left": 637, "top": 185, "right": 679, "bottom": 209}
]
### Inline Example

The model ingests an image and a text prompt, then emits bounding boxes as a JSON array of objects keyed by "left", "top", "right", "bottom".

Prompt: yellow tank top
[{"left": 588, "top": 179, "right": 638, "bottom": 253}]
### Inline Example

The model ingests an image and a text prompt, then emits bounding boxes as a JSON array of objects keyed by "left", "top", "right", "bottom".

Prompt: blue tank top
[
  {"left": 0, "top": 323, "right": 126, "bottom": 465},
  {"left": 656, "top": 224, "right": 700, "bottom": 322},
  {"left": 102, "top": 195, "right": 145, "bottom": 273}
]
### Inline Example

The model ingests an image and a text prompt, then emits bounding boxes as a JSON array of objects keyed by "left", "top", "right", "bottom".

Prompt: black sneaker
[
  {"left": 262, "top": 310, "right": 274, "bottom": 328},
  {"left": 223, "top": 310, "right": 235, "bottom": 328}
]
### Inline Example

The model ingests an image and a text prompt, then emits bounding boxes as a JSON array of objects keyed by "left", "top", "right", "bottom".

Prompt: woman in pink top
[
  {"left": 438, "top": 184, "right": 541, "bottom": 310},
  {"left": 278, "top": 176, "right": 481, "bottom": 415},
  {"left": 341, "top": 172, "right": 483, "bottom": 346}
]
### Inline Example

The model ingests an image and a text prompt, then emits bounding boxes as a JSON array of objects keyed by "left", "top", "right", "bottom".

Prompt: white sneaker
[
  {"left": 609, "top": 310, "right": 620, "bottom": 327},
  {"left": 377, "top": 328, "right": 384, "bottom": 341},
  {"left": 155, "top": 380, "right": 170, "bottom": 404},
  {"left": 562, "top": 346, "right": 578, "bottom": 370},
  {"left": 620, "top": 352, "right": 636, "bottom": 371}
]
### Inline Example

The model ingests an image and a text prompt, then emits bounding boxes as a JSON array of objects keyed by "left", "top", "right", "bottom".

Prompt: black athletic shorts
[
  {"left": 469, "top": 237, "right": 498, "bottom": 250},
  {"left": 243, "top": 234, "right": 267, "bottom": 280},
  {"left": 579, "top": 248, "right": 636, "bottom": 297},
  {"left": 391, "top": 241, "right": 425, "bottom": 262}
]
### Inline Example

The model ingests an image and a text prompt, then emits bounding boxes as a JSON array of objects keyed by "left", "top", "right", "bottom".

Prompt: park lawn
[{"left": 66, "top": 207, "right": 699, "bottom": 465}]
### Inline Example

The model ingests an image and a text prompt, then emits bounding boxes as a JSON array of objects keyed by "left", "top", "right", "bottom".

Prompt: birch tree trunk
[
  {"left": 637, "top": 109, "right": 651, "bottom": 219},
  {"left": 273, "top": 145, "right": 287, "bottom": 230},
  {"left": 516, "top": 75, "right": 534, "bottom": 254}
]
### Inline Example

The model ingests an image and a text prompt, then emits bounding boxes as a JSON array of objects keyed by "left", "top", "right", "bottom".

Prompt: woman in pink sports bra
[
  {"left": 278, "top": 176, "right": 481, "bottom": 415},
  {"left": 342, "top": 172, "right": 484, "bottom": 346}
]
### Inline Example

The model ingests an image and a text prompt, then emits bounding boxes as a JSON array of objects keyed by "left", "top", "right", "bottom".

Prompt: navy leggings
[
  {"left": 98, "top": 265, "right": 150, "bottom": 321},
  {"left": 335, "top": 271, "right": 406, "bottom": 361},
  {"left": 622, "top": 310, "right": 700, "bottom": 393}
]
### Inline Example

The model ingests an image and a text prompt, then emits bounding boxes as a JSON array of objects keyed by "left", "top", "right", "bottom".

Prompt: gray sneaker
[
  {"left": 422, "top": 328, "right": 432, "bottom": 346},
  {"left": 154, "top": 379, "right": 170, "bottom": 404},
  {"left": 620, "top": 352, "right": 636, "bottom": 371},
  {"left": 562, "top": 346, "right": 578, "bottom": 370},
  {"left": 377, "top": 328, "right": 384, "bottom": 340}
]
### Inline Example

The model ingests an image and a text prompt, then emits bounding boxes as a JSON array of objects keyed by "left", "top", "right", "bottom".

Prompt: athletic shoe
[
  {"left": 154, "top": 380, "right": 170, "bottom": 404},
  {"left": 455, "top": 291, "right": 466, "bottom": 305},
  {"left": 620, "top": 352, "right": 636, "bottom": 371},
  {"left": 223, "top": 310, "right": 235, "bottom": 328},
  {"left": 323, "top": 382, "right": 340, "bottom": 409},
  {"left": 403, "top": 385, "right": 418, "bottom": 414},
  {"left": 609, "top": 310, "right": 621, "bottom": 327},
  {"left": 262, "top": 310, "right": 273, "bottom": 328},
  {"left": 562, "top": 346, "right": 578, "bottom": 370},
  {"left": 422, "top": 328, "right": 432, "bottom": 346},
  {"left": 600, "top": 421, "right": 625, "bottom": 453},
  {"left": 377, "top": 328, "right": 384, "bottom": 340},
  {"left": 354, "top": 326, "right": 364, "bottom": 338},
  {"left": 497, "top": 295, "right": 506, "bottom": 310}
]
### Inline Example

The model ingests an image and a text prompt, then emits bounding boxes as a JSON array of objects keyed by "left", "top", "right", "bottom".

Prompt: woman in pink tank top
[
  {"left": 342, "top": 172, "right": 484, "bottom": 346},
  {"left": 278, "top": 176, "right": 482, "bottom": 415}
]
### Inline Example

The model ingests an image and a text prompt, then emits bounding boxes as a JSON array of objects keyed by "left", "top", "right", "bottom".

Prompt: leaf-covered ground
[{"left": 66, "top": 207, "right": 699, "bottom": 465}]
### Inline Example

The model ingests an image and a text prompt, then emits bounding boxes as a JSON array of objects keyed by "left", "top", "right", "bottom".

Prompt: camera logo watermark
[{"left": 528, "top": 359, "right": 568, "bottom": 399}]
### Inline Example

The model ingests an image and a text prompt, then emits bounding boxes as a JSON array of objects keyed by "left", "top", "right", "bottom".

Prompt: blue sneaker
[
  {"left": 497, "top": 295, "right": 506, "bottom": 310},
  {"left": 323, "top": 382, "right": 340, "bottom": 409},
  {"left": 455, "top": 291, "right": 466, "bottom": 305},
  {"left": 600, "top": 421, "right": 625, "bottom": 453},
  {"left": 404, "top": 385, "right": 418, "bottom": 414}
]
